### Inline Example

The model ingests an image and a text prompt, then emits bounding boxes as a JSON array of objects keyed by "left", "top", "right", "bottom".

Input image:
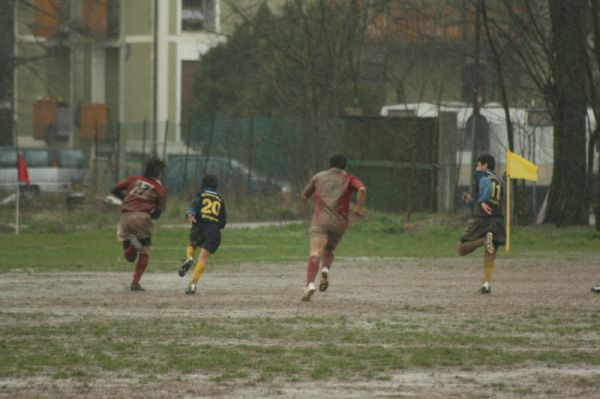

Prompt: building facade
[{"left": 14, "top": 0, "right": 225, "bottom": 176}]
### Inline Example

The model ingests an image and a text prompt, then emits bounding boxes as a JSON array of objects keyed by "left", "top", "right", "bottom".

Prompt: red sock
[
  {"left": 124, "top": 245, "right": 137, "bottom": 262},
  {"left": 322, "top": 250, "right": 334, "bottom": 269},
  {"left": 132, "top": 253, "right": 149, "bottom": 283},
  {"left": 306, "top": 255, "right": 319, "bottom": 286}
]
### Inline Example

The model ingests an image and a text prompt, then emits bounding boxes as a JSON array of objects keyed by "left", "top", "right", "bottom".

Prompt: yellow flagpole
[
  {"left": 505, "top": 150, "right": 511, "bottom": 254},
  {"left": 506, "top": 175, "right": 511, "bottom": 254}
]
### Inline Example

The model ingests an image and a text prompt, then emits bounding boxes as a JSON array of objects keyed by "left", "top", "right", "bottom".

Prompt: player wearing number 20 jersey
[
  {"left": 186, "top": 185, "right": 227, "bottom": 253},
  {"left": 178, "top": 175, "right": 227, "bottom": 295}
]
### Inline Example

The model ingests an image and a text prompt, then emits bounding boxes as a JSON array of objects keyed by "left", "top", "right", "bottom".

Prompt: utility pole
[
  {"left": 468, "top": 0, "right": 489, "bottom": 176},
  {"left": 152, "top": 0, "right": 158, "bottom": 156},
  {"left": 473, "top": 0, "right": 482, "bottom": 116}
]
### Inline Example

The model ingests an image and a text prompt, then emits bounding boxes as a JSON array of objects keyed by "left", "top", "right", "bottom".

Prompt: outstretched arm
[
  {"left": 110, "top": 185, "right": 125, "bottom": 200},
  {"left": 110, "top": 177, "right": 131, "bottom": 200},
  {"left": 302, "top": 179, "right": 316, "bottom": 200},
  {"left": 353, "top": 187, "right": 366, "bottom": 217},
  {"left": 186, "top": 196, "right": 200, "bottom": 224}
]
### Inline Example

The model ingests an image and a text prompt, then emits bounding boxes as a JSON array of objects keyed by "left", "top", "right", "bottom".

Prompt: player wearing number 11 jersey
[
  {"left": 457, "top": 154, "right": 506, "bottom": 294},
  {"left": 178, "top": 174, "right": 227, "bottom": 294}
]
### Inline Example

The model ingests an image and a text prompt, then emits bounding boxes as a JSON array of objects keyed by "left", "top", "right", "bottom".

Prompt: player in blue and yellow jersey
[
  {"left": 178, "top": 174, "right": 227, "bottom": 294},
  {"left": 457, "top": 154, "right": 506, "bottom": 294}
]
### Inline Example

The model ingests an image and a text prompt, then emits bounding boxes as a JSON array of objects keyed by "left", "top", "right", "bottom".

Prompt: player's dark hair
[
  {"left": 329, "top": 154, "right": 347, "bottom": 170},
  {"left": 477, "top": 154, "right": 495, "bottom": 170},
  {"left": 144, "top": 157, "right": 166, "bottom": 179},
  {"left": 201, "top": 174, "right": 218, "bottom": 189}
]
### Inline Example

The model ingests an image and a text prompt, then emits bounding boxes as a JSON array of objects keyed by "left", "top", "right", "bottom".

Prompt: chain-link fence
[{"left": 87, "top": 115, "right": 443, "bottom": 213}]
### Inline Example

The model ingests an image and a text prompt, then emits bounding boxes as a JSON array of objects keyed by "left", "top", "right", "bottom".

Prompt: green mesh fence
[{"left": 100, "top": 116, "right": 437, "bottom": 212}]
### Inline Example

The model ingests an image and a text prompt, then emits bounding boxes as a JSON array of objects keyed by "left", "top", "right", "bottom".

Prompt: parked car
[
  {"left": 165, "top": 155, "right": 290, "bottom": 195},
  {"left": 0, "top": 147, "right": 89, "bottom": 195}
]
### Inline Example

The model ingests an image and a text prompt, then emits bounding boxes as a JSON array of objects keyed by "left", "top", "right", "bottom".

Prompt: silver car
[{"left": 0, "top": 147, "right": 89, "bottom": 194}]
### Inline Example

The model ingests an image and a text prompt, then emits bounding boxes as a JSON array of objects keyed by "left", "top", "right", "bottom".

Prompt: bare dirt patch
[{"left": 2, "top": 255, "right": 600, "bottom": 398}]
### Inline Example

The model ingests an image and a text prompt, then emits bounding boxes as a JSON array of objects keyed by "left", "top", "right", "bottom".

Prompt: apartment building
[{"left": 13, "top": 0, "right": 224, "bottom": 167}]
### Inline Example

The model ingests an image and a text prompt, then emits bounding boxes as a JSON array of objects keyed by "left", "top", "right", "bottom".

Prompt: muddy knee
[{"left": 456, "top": 242, "right": 467, "bottom": 256}]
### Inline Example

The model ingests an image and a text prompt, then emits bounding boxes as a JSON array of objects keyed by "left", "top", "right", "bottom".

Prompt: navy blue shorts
[
  {"left": 460, "top": 216, "right": 506, "bottom": 246},
  {"left": 189, "top": 223, "right": 221, "bottom": 253}
]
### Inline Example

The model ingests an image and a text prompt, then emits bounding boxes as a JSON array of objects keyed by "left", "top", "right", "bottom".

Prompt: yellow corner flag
[
  {"left": 506, "top": 150, "right": 538, "bottom": 181},
  {"left": 505, "top": 151, "right": 538, "bottom": 255}
]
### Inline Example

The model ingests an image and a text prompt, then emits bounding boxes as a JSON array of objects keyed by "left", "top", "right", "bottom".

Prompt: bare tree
[
  {"left": 216, "top": 0, "right": 372, "bottom": 177},
  {"left": 544, "top": 0, "right": 589, "bottom": 226},
  {"left": 584, "top": 0, "right": 600, "bottom": 229},
  {"left": 475, "top": 0, "right": 590, "bottom": 226}
]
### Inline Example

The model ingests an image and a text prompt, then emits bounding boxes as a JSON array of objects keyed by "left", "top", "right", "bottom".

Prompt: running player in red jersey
[
  {"left": 110, "top": 157, "right": 167, "bottom": 291},
  {"left": 300, "top": 154, "right": 366, "bottom": 301}
]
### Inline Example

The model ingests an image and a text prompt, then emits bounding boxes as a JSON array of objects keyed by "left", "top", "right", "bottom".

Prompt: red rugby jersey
[
  {"left": 302, "top": 168, "right": 364, "bottom": 230},
  {"left": 116, "top": 175, "right": 168, "bottom": 215}
]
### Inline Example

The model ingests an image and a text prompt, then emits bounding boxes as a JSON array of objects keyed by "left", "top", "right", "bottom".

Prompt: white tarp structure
[{"left": 381, "top": 102, "right": 597, "bottom": 187}]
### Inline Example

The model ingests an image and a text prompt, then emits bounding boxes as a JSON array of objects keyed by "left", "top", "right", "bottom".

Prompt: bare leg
[
  {"left": 190, "top": 249, "right": 211, "bottom": 286},
  {"left": 483, "top": 252, "right": 496, "bottom": 284},
  {"left": 131, "top": 246, "right": 151, "bottom": 290},
  {"left": 301, "top": 235, "right": 327, "bottom": 302},
  {"left": 306, "top": 235, "right": 327, "bottom": 285},
  {"left": 322, "top": 248, "right": 334, "bottom": 269},
  {"left": 456, "top": 238, "right": 485, "bottom": 256}
]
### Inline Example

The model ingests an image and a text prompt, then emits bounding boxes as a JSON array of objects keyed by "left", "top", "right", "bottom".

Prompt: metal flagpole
[
  {"left": 15, "top": 124, "right": 20, "bottom": 235},
  {"left": 15, "top": 172, "right": 19, "bottom": 235},
  {"left": 505, "top": 152, "right": 511, "bottom": 254}
]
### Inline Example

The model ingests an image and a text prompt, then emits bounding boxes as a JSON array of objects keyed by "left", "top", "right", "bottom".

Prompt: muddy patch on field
[{"left": 1, "top": 256, "right": 600, "bottom": 398}]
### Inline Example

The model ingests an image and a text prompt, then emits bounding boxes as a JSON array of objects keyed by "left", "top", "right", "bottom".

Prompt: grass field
[{"left": 1, "top": 211, "right": 600, "bottom": 398}]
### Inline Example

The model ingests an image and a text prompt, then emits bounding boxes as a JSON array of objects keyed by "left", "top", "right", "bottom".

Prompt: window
[
  {"left": 33, "top": 0, "right": 60, "bottom": 37},
  {"left": 0, "top": 151, "right": 17, "bottom": 168},
  {"left": 181, "top": 61, "right": 200, "bottom": 120},
  {"left": 81, "top": 0, "right": 108, "bottom": 37},
  {"left": 24, "top": 150, "right": 50, "bottom": 167},
  {"left": 181, "top": 0, "right": 214, "bottom": 32},
  {"left": 59, "top": 150, "right": 86, "bottom": 168}
]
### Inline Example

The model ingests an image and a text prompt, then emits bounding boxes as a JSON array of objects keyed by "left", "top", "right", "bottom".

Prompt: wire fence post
[
  {"left": 94, "top": 120, "right": 99, "bottom": 194},
  {"left": 141, "top": 119, "right": 147, "bottom": 170},
  {"left": 203, "top": 115, "right": 215, "bottom": 175},
  {"left": 115, "top": 122, "right": 121, "bottom": 178},
  {"left": 162, "top": 120, "right": 169, "bottom": 161},
  {"left": 182, "top": 118, "right": 192, "bottom": 191},
  {"left": 246, "top": 116, "right": 254, "bottom": 191}
]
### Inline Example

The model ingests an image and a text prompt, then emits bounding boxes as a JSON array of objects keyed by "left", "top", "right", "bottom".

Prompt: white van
[{"left": 0, "top": 147, "right": 89, "bottom": 194}]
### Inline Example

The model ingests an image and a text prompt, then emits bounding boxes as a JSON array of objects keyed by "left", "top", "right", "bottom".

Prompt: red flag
[{"left": 17, "top": 153, "right": 30, "bottom": 187}]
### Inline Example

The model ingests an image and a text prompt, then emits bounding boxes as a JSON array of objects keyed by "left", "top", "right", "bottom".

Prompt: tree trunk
[{"left": 544, "top": 0, "right": 589, "bottom": 226}]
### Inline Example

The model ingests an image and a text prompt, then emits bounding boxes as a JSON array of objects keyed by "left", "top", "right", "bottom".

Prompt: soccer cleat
[
  {"left": 178, "top": 258, "right": 193, "bottom": 277},
  {"left": 484, "top": 232, "right": 495, "bottom": 255},
  {"left": 591, "top": 284, "right": 600, "bottom": 294},
  {"left": 129, "top": 235, "right": 145, "bottom": 252},
  {"left": 185, "top": 283, "right": 196, "bottom": 295},
  {"left": 301, "top": 282, "right": 316, "bottom": 302},
  {"left": 130, "top": 282, "right": 145, "bottom": 291},
  {"left": 479, "top": 282, "right": 491, "bottom": 294},
  {"left": 319, "top": 266, "right": 329, "bottom": 292}
]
